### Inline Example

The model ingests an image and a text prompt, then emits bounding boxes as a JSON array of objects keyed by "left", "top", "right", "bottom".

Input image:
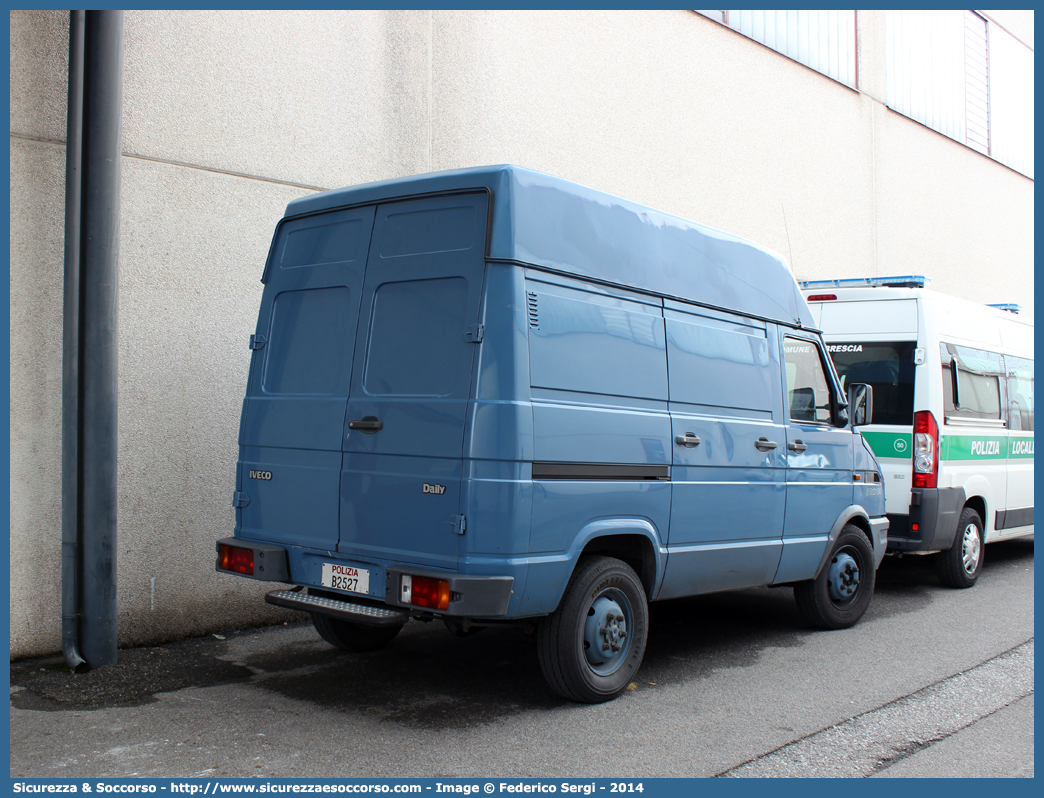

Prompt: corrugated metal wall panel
[
  {"left": 964, "top": 11, "right": 990, "bottom": 155},
  {"left": 988, "top": 23, "right": 1034, "bottom": 179},
  {"left": 723, "top": 9, "right": 857, "bottom": 89},
  {"left": 694, "top": 10, "right": 726, "bottom": 24},
  {"left": 696, "top": 9, "right": 1032, "bottom": 180},
  {"left": 886, "top": 10, "right": 966, "bottom": 144},
  {"left": 885, "top": 9, "right": 1032, "bottom": 179}
]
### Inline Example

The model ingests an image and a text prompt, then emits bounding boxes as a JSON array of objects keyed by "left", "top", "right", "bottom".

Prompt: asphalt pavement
[{"left": 9, "top": 537, "right": 1034, "bottom": 780}]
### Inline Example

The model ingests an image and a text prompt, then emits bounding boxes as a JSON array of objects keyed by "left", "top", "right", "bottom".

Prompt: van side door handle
[
  {"left": 755, "top": 437, "right": 778, "bottom": 451},
  {"left": 675, "top": 433, "right": 701, "bottom": 448},
  {"left": 788, "top": 440, "right": 808, "bottom": 453},
  {"left": 348, "top": 417, "right": 383, "bottom": 434}
]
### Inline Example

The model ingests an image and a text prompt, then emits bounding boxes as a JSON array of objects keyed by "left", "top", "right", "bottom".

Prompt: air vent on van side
[{"left": 527, "top": 292, "right": 539, "bottom": 329}]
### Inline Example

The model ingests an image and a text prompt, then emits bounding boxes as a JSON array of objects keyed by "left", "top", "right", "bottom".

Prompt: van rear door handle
[
  {"left": 675, "top": 433, "right": 701, "bottom": 448},
  {"left": 755, "top": 437, "right": 778, "bottom": 451},
  {"left": 348, "top": 417, "right": 383, "bottom": 434},
  {"left": 788, "top": 440, "right": 808, "bottom": 453}
]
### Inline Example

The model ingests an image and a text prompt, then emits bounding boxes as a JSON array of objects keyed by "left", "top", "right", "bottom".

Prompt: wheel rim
[
  {"left": 582, "top": 590, "right": 632, "bottom": 676},
  {"left": 960, "top": 523, "right": 982, "bottom": 575},
  {"left": 827, "top": 549, "right": 861, "bottom": 603}
]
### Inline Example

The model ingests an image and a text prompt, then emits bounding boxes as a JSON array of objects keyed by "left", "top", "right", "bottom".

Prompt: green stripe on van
[
  {"left": 862, "top": 431, "right": 1033, "bottom": 460},
  {"left": 1009, "top": 436, "right": 1035, "bottom": 459},
  {"left": 941, "top": 435, "right": 1006, "bottom": 461},
  {"left": 859, "top": 431, "right": 912, "bottom": 459}
]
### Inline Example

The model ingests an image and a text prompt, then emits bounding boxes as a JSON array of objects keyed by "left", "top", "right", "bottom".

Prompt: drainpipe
[
  {"left": 61, "top": 9, "right": 85, "bottom": 672},
  {"left": 62, "top": 10, "right": 124, "bottom": 671}
]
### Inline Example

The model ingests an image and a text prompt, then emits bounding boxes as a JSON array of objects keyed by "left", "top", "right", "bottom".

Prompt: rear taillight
[
  {"left": 401, "top": 575, "right": 450, "bottom": 611},
  {"left": 806, "top": 294, "right": 838, "bottom": 302},
  {"left": 218, "top": 543, "right": 254, "bottom": 575},
  {"left": 912, "top": 411, "right": 939, "bottom": 489}
]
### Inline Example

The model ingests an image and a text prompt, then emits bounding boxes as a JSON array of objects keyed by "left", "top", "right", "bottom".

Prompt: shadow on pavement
[{"left": 10, "top": 536, "right": 1032, "bottom": 729}]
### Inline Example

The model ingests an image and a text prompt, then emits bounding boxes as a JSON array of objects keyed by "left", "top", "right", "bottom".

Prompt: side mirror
[{"left": 847, "top": 383, "right": 873, "bottom": 427}]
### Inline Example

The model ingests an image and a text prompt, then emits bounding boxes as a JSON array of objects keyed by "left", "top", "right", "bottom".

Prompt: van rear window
[
  {"left": 364, "top": 277, "right": 468, "bottom": 396},
  {"left": 264, "top": 287, "right": 355, "bottom": 395},
  {"left": 827, "top": 342, "right": 916, "bottom": 426}
]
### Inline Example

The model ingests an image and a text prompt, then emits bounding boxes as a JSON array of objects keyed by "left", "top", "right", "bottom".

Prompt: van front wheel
[
  {"left": 935, "top": 508, "right": 983, "bottom": 589},
  {"left": 537, "top": 556, "right": 648, "bottom": 703},
  {"left": 311, "top": 613, "right": 404, "bottom": 652},
  {"left": 794, "top": 525, "right": 875, "bottom": 630}
]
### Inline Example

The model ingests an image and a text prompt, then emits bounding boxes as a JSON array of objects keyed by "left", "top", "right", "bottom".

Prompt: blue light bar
[
  {"left": 799, "top": 275, "right": 930, "bottom": 289},
  {"left": 987, "top": 303, "right": 1021, "bottom": 314}
]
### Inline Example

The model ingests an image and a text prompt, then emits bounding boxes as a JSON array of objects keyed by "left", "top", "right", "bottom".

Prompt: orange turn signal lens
[
  {"left": 219, "top": 543, "right": 254, "bottom": 575},
  {"left": 410, "top": 576, "right": 450, "bottom": 611}
]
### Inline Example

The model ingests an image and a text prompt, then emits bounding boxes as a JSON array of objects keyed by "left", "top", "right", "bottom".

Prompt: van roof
[{"left": 284, "top": 165, "right": 815, "bottom": 329}]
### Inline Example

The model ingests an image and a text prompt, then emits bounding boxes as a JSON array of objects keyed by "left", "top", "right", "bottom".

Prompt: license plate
[{"left": 321, "top": 563, "right": 370, "bottom": 595}]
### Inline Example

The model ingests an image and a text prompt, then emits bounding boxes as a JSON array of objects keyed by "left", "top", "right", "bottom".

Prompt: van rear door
[
  {"left": 340, "top": 193, "right": 489, "bottom": 569},
  {"left": 238, "top": 207, "right": 376, "bottom": 551}
]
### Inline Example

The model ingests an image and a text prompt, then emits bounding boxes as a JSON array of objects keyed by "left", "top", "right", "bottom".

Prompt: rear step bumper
[{"left": 266, "top": 589, "right": 408, "bottom": 626}]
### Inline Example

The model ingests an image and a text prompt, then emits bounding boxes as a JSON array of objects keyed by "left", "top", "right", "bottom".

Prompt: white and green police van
[{"left": 801, "top": 276, "right": 1033, "bottom": 588}]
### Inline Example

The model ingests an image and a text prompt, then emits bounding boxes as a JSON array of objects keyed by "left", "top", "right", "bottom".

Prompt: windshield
[{"left": 827, "top": 342, "right": 916, "bottom": 426}]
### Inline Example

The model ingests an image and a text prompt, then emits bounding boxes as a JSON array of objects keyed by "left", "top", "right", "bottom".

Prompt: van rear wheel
[
  {"left": 537, "top": 556, "right": 648, "bottom": 703},
  {"left": 794, "top": 525, "right": 875, "bottom": 630},
  {"left": 935, "top": 508, "right": 983, "bottom": 589},
  {"left": 311, "top": 613, "right": 404, "bottom": 652}
]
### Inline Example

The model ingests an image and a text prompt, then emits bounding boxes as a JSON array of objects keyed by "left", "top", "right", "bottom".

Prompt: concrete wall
[{"left": 9, "top": 10, "right": 1033, "bottom": 658}]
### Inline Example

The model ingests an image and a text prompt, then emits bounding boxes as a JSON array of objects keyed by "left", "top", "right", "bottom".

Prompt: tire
[
  {"left": 794, "top": 525, "right": 875, "bottom": 630},
  {"left": 311, "top": 613, "right": 404, "bottom": 652},
  {"left": 935, "top": 507, "right": 984, "bottom": 589},
  {"left": 536, "top": 556, "right": 649, "bottom": 703}
]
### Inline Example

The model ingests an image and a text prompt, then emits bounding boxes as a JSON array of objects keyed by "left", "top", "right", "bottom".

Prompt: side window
[
  {"left": 783, "top": 337, "right": 834, "bottom": 424},
  {"left": 940, "top": 343, "right": 1004, "bottom": 422},
  {"left": 1005, "top": 356, "right": 1034, "bottom": 431}
]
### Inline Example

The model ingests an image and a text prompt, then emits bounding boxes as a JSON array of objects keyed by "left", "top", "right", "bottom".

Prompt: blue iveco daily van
[{"left": 217, "top": 165, "right": 888, "bottom": 703}]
